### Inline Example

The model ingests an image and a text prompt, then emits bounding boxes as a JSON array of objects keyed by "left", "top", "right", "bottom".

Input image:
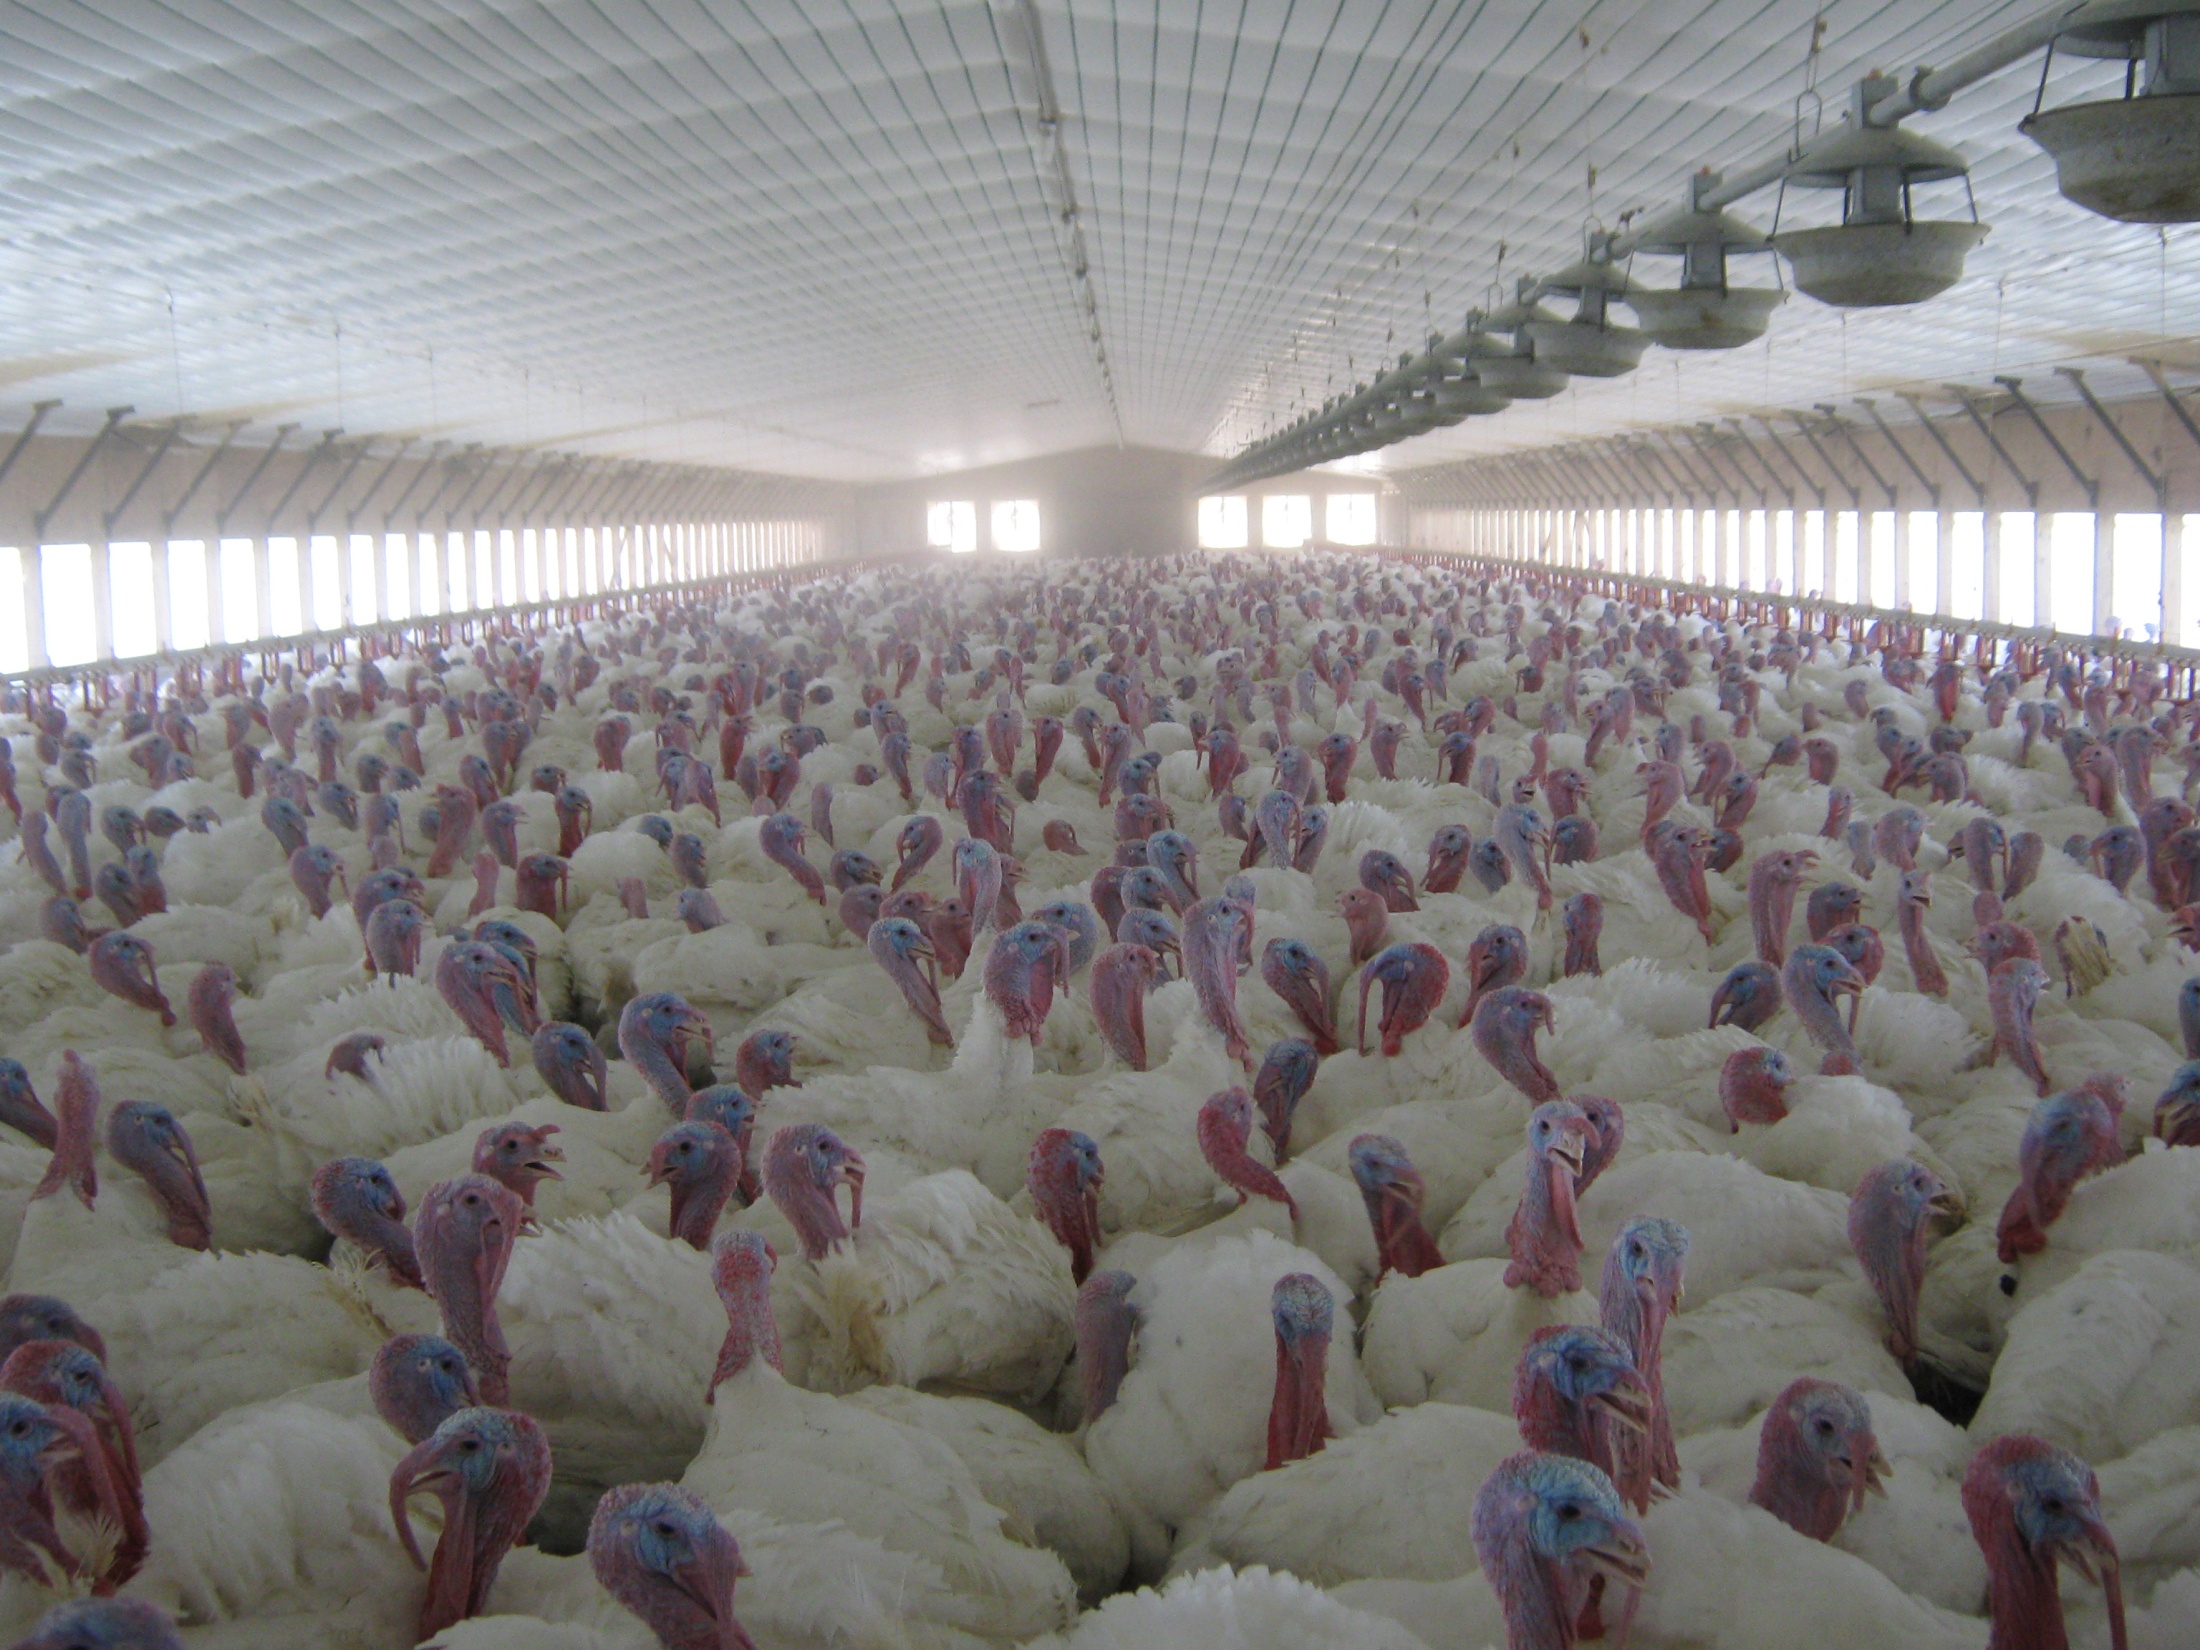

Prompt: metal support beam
[
  {"left": 1892, "top": 393, "right": 1984, "bottom": 504},
  {"left": 216, "top": 424, "right": 298, "bottom": 535},
  {"left": 35, "top": 406, "right": 133, "bottom": 540},
  {"left": 1993, "top": 377, "right": 2097, "bottom": 505},
  {"left": 2058, "top": 368, "right": 2166, "bottom": 502},
  {"left": 263, "top": 429, "right": 342, "bottom": 531},
  {"left": 1854, "top": 400, "right": 1940, "bottom": 507},
  {"left": 344, "top": 440, "right": 416, "bottom": 532},
  {"left": 305, "top": 438, "right": 374, "bottom": 535},
  {"left": 102, "top": 419, "right": 183, "bottom": 536},
  {"left": 165, "top": 421, "right": 247, "bottom": 533},
  {"left": 0, "top": 401, "right": 59, "bottom": 495},
  {"left": 2137, "top": 361, "right": 2200, "bottom": 459},
  {"left": 380, "top": 440, "right": 451, "bottom": 529},
  {"left": 1947, "top": 388, "right": 2039, "bottom": 506}
]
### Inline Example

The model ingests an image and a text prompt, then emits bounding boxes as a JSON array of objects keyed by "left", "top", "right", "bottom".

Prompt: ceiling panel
[{"left": 0, "top": 0, "right": 2187, "bottom": 484}]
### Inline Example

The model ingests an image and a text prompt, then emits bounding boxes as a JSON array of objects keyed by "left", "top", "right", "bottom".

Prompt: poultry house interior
[{"left": 0, "top": 3, "right": 2197, "bottom": 1648}]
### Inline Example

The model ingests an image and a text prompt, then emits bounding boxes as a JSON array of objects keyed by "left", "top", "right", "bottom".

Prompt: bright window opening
[
  {"left": 42, "top": 544, "right": 96, "bottom": 665},
  {"left": 109, "top": 542, "right": 156, "bottom": 657},
  {"left": 307, "top": 535, "right": 340, "bottom": 631},
  {"left": 219, "top": 539, "right": 259, "bottom": 641},
  {"left": 2047, "top": 513, "right": 2095, "bottom": 635},
  {"left": 384, "top": 533, "right": 411, "bottom": 622},
  {"left": 927, "top": 501, "right": 977, "bottom": 554},
  {"left": 2110, "top": 513, "right": 2163, "bottom": 641},
  {"left": 1907, "top": 513, "right": 1939, "bottom": 614},
  {"left": 169, "top": 540, "right": 211, "bottom": 651},
  {"left": 1262, "top": 494, "right": 1312, "bottom": 549},
  {"left": 414, "top": 534, "right": 439, "bottom": 616},
  {"left": 993, "top": 500, "right": 1041, "bottom": 553},
  {"left": 1948, "top": 513, "right": 1986, "bottom": 621},
  {"left": 1198, "top": 495, "right": 1248, "bottom": 549},
  {"left": 350, "top": 535, "right": 380, "bottom": 626},
  {"left": 267, "top": 537, "right": 304, "bottom": 636},
  {"left": 1866, "top": 513, "right": 1896, "bottom": 608},
  {"left": 1326, "top": 494, "right": 1378, "bottom": 545}
]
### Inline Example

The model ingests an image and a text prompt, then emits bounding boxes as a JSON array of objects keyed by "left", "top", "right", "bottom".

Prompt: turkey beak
[
  {"left": 1928, "top": 1183, "right": 1965, "bottom": 1222},
  {"left": 2054, "top": 1516, "right": 2127, "bottom": 1650},
  {"left": 1592, "top": 1370, "right": 1654, "bottom": 1434},
  {"left": 1587, "top": 1515, "right": 1652, "bottom": 1593}
]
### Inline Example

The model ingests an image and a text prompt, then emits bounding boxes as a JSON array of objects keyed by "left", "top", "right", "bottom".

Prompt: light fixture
[
  {"left": 1771, "top": 85, "right": 1989, "bottom": 307},
  {"left": 1623, "top": 177, "right": 1788, "bottom": 349},
  {"left": 2020, "top": 0, "right": 2200, "bottom": 222}
]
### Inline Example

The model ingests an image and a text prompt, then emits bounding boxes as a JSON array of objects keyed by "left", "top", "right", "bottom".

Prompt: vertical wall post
[{"left": 1983, "top": 511, "right": 2002, "bottom": 623}]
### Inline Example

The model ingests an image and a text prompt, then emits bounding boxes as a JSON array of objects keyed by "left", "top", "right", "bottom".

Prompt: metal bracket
[
  {"left": 1946, "top": 386, "right": 2039, "bottom": 507},
  {"left": 1745, "top": 417, "right": 1826, "bottom": 506},
  {"left": 1854, "top": 399, "right": 1941, "bottom": 507},
  {"left": 379, "top": 440, "right": 450, "bottom": 528},
  {"left": 0, "top": 401, "right": 59, "bottom": 495},
  {"left": 165, "top": 421, "right": 247, "bottom": 533},
  {"left": 1893, "top": 393, "right": 1985, "bottom": 503},
  {"left": 216, "top": 424, "right": 299, "bottom": 535},
  {"left": 343, "top": 439, "right": 416, "bottom": 532},
  {"left": 264, "top": 429, "right": 343, "bottom": 530},
  {"left": 102, "top": 418, "right": 183, "bottom": 535},
  {"left": 305, "top": 438, "right": 375, "bottom": 536},
  {"left": 1788, "top": 413, "right": 1865, "bottom": 512},
  {"left": 1814, "top": 405, "right": 1898, "bottom": 508},
  {"left": 35, "top": 406, "right": 132, "bottom": 540},
  {"left": 1993, "top": 376, "right": 2096, "bottom": 507},
  {"left": 2134, "top": 360, "right": 2200, "bottom": 460},
  {"left": 2057, "top": 368, "right": 2165, "bottom": 505}
]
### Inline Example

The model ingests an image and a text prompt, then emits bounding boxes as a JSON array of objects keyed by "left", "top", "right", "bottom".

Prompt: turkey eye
[{"left": 1557, "top": 1502, "right": 1581, "bottom": 1520}]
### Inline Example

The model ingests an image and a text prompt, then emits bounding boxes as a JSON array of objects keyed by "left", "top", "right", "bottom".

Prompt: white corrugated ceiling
[{"left": 0, "top": 0, "right": 2189, "bottom": 482}]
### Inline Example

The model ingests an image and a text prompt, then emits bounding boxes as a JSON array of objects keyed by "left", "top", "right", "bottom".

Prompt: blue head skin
[
  {"left": 1115, "top": 907, "right": 1180, "bottom": 966},
  {"left": 530, "top": 1020, "right": 608, "bottom": 1111},
  {"left": 1513, "top": 1325, "right": 1649, "bottom": 1462},
  {"left": 369, "top": 1334, "right": 481, "bottom": 1445},
  {"left": 1962, "top": 1434, "right": 2124, "bottom": 1650},
  {"left": 1709, "top": 960, "right": 1783, "bottom": 1032},
  {"left": 0, "top": 1296, "right": 104, "bottom": 1368},
  {"left": 636, "top": 814, "right": 675, "bottom": 851},
  {"left": 1266, "top": 1273, "right": 1336, "bottom": 1469},
  {"left": 1251, "top": 1037, "right": 1321, "bottom": 1146},
  {"left": 106, "top": 1101, "right": 211, "bottom": 1251},
  {"left": 1600, "top": 1216, "right": 1691, "bottom": 1357},
  {"left": 308, "top": 1155, "right": 421, "bottom": 1288},
  {"left": 588, "top": 1481, "right": 754, "bottom": 1650},
  {"left": 687, "top": 1085, "right": 757, "bottom": 1144},
  {"left": 2001, "top": 1089, "right": 2120, "bottom": 1265},
  {"left": 1471, "top": 1451, "right": 1650, "bottom": 1650},
  {"left": 0, "top": 1061, "right": 55, "bottom": 1153},
  {"left": 1031, "top": 901, "right": 1102, "bottom": 975},
  {"left": 829, "top": 848, "right": 882, "bottom": 891},
  {"left": 618, "top": 991, "right": 712, "bottom": 1110},
  {"left": 2157, "top": 1060, "right": 2200, "bottom": 1145},
  {"left": 10, "top": 1596, "right": 185, "bottom": 1650},
  {"left": 2180, "top": 979, "right": 2200, "bottom": 1061},
  {"left": 1145, "top": 830, "right": 1199, "bottom": 908}
]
